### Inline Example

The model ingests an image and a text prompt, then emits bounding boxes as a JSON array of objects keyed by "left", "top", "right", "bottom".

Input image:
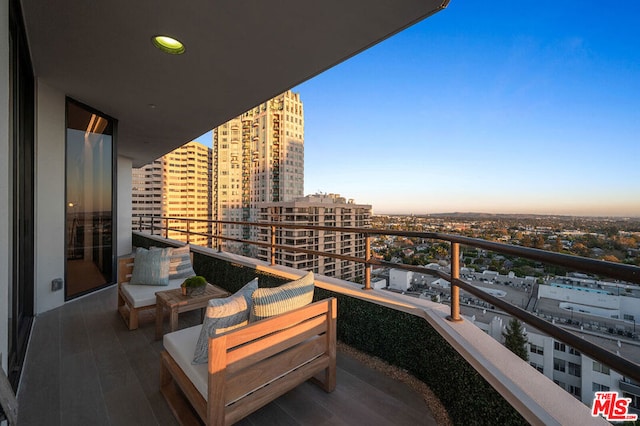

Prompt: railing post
[
  {"left": 363, "top": 234, "right": 371, "bottom": 290},
  {"left": 186, "top": 220, "right": 190, "bottom": 243},
  {"left": 217, "top": 221, "right": 222, "bottom": 252},
  {"left": 270, "top": 225, "right": 276, "bottom": 266},
  {"left": 447, "top": 242, "right": 463, "bottom": 322},
  {"left": 164, "top": 218, "right": 168, "bottom": 239}
]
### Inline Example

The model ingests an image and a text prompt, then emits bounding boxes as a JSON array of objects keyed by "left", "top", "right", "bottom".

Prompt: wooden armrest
[{"left": 117, "top": 256, "right": 135, "bottom": 286}]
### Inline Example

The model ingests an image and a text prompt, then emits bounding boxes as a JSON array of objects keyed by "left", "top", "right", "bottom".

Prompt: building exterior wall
[
  {"left": 117, "top": 156, "right": 133, "bottom": 256},
  {"left": 476, "top": 316, "right": 638, "bottom": 409},
  {"left": 256, "top": 194, "right": 371, "bottom": 282},
  {"left": 538, "top": 284, "right": 640, "bottom": 322},
  {"left": 214, "top": 91, "right": 304, "bottom": 255},
  {"left": 132, "top": 141, "right": 212, "bottom": 247},
  {"left": 390, "top": 269, "right": 413, "bottom": 291},
  {"left": 163, "top": 142, "right": 212, "bottom": 246},
  {"left": 213, "top": 117, "right": 245, "bottom": 252},
  {"left": 34, "top": 80, "right": 66, "bottom": 314},
  {"left": 131, "top": 159, "right": 163, "bottom": 229},
  {"left": 548, "top": 338, "right": 584, "bottom": 400}
]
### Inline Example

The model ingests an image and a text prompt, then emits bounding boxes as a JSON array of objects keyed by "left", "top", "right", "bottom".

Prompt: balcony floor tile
[{"left": 18, "top": 285, "right": 437, "bottom": 425}]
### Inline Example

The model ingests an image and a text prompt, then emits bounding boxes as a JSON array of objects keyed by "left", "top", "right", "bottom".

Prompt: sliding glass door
[
  {"left": 65, "top": 99, "right": 116, "bottom": 299},
  {"left": 8, "top": 0, "right": 35, "bottom": 389}
]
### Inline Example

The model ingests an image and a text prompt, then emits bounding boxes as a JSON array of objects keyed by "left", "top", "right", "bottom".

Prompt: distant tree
[
  {"left": 503, "top": 319, "right": 529, "bottom": 361},
  {"left": 534, "top": 235, "right": 545, "bottom": 249},
  {"left": 572, "top": 242, "right": 589, "bottom": 257},
  {"left": 554, "top": 237, "right": 563, "bottom": 252},
  {"left": 602, "top": 254, "right": 620, "bottom": 263},
  {"left": 429, "top": 244, "right": 448, "bottom": 259}
]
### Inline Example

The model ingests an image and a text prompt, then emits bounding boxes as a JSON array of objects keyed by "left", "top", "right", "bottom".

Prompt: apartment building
[
  {"left": 131, "top": 161, "right": 163, "bottom": 225},
  {"left": 256, "top": 194, "right": 372, "bottom": 282},
  {"left": 476, "top": 315, "right": 640, "bottom": 416},
  {"left": 132, "top": 141, "right": 212, "bottom": 247},
  {"left": 214, "top": 91, "right": 305, "bottom": 254},
  {"left": 529, "top": 331, "right": 639, "bottom": 415}
]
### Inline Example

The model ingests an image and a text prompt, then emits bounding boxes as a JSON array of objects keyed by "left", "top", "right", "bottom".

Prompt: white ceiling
[{"left": 21, "top": 0, "right": 448, "bottom": 166}]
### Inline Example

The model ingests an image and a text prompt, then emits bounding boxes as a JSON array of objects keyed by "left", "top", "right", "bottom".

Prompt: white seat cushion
[
  {"left": 121, "top": 278, "right": 184, "bottom": 308},
  {"left": 164, "top": 325, "right": 208, "bottom": 398}
]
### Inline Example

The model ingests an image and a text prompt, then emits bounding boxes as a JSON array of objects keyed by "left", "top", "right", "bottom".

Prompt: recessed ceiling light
[{"left": 152, "top": 35, "right": 185, "bottom": 55}]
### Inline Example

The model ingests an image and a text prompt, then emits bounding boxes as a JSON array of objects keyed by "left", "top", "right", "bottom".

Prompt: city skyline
[{"left": 196, "top": 1, "right": 640, "bottom": 218}]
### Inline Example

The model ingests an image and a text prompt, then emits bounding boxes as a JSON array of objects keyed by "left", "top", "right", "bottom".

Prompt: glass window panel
[{"left": 65, "top": 99, "right": 115, "bottom": 299}]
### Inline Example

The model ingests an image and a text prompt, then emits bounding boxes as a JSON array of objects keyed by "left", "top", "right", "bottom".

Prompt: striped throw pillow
[
  {"left": 192, "top": 278, "right": 259, "bottom": 364},
  {"left": 250, "top": 272, "right": 314, "bottom": 322},
  {"left": 169, "top": 244, "right": 196, "bottom": 279},
  {"left": 129, "top": 247, "right": 172, "bottom": 286}
]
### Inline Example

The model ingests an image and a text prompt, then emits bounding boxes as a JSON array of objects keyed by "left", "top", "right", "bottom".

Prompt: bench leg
[
  {"left": 155, "top": 303, "right": 164, "bottom": 340},
  {"left": 169, "top": 307, "right": 179, "bottom": 333},
  {"left": 117, "top": 289, "right": 125, "bottom": 310},
  {"left": 117, "top": 288, "right": 139, "bottom": 331},
  {"left": 129, "top": 307, "right": 139, "bottom": 330},
  {"left": 323, "top": 298, "right": 337, "bottom": 392},
  {"left": 160, "top": 351, "right": 207, "bottom": 425}
]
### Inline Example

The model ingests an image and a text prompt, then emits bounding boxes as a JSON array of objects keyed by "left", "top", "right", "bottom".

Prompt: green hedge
[
  {"left": 314, "top": 288, "right": 527, "bottom": 426},
  {"left": 192, "top": 252, "right": 287, "bottom": 293}
]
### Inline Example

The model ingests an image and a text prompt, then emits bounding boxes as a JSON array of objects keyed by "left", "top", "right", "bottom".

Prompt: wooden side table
[{"left": 155, "top": 283, "right": 230, "bottom": 339}]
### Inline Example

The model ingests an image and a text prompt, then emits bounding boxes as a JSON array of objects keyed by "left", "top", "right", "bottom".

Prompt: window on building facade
[
  {"left": 568, "top": 362, "right": 581, "bottom": 377},
  {"left": 623, "top": 392, "right": 640, "bottom": 409},
  {"left": 554, "top": 341, "right": 566, "bottom": 352},
  {"left": 568, "top": 385, "right": 581, "bottom": 399},
  {"left": 553, "top": 358, "right": 566, "bottom": 373},
  {"left": 529, "top": 362, "right": 544, "bottom": 373},
  {"left": 592, "top": 361, "right": 610, "bottom": 375},
  {"left": 530, "top": 343, "right": 544, "bottom": 355},
  {"left": 592, "top": 383, "right": 610, "bottom": 392}
]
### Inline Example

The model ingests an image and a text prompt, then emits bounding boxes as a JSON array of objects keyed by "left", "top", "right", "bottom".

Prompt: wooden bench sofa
[
  {"left": 160, "top": 297, "right": 337, "bottom": 425},
  {"left": 117, "top": 255, "right": 190, "bottom": 330}
]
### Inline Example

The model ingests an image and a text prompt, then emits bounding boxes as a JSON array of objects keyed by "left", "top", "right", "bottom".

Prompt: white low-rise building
[
  {"left": 472, "top": 313, "right": 640, "bottom": 414},
  {"left": 389, "top": 269, "right": 413, "bottom": 291},
  {"left": 538, "top": 281, "right": 640, "bottom": 324}
]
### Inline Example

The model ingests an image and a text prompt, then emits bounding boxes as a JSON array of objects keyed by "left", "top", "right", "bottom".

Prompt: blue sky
[{"left": 196, "top": 1, "right": 640, "bottom": 217}]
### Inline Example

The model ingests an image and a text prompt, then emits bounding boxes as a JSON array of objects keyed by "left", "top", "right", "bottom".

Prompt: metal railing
[{"left": 134, "top": 215, "right": 640, "bottom": 383}]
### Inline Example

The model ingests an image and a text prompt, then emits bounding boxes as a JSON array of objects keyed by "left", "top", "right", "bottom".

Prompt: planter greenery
[{"left": 181, "top": 275, "right": 207, "bottom": 296}]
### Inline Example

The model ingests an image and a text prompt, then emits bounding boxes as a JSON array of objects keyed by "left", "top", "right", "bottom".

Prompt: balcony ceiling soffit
[{"left": 21, "top": 0, "right": 447, "bottom": 166}]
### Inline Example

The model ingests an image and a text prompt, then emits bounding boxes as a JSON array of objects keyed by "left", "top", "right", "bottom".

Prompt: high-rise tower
[
  {"left": 256, "top": 193, "right": 372, "bottom": 282},
  {"left": 132, "top": 141, "right": 212, "bottom": 247},
  {"left": 214, "top": 91, "right": 304, "bottom": 253}
]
